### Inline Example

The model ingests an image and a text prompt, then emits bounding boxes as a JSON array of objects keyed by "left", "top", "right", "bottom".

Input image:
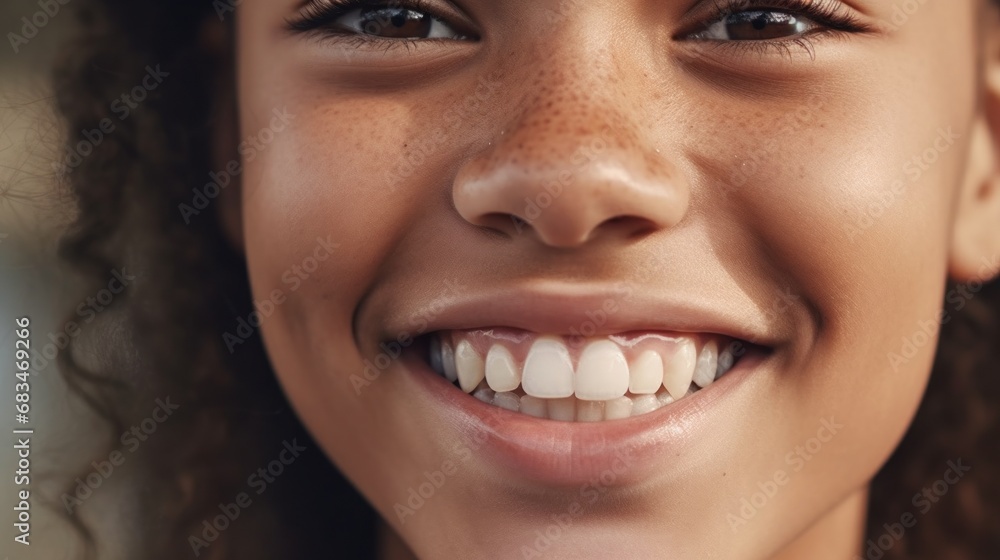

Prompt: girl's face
[{"left": 226, "top": 1, "right": 1000, "bottom": 558}]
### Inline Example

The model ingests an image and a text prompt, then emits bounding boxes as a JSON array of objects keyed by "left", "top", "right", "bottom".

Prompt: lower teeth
[{"left": 467, "top": 380, "right": 697, "bottom": 421}]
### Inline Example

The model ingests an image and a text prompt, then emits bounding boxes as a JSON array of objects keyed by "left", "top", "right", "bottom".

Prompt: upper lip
[{"left": 376, "top": 280, "right": 791, "bottom": 350}]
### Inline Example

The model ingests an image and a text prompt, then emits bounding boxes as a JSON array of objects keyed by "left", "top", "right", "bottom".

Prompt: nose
[{"left": 453, "top": 64, "right": 690, "bottom": 248}]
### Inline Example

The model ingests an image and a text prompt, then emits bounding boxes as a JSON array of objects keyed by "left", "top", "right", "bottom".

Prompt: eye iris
[
  {"left": 359, "top": 7, "right": 432, "bottom": 38},
  {"left": 725, "top": 11, "right": 802, "bottom": 40}
]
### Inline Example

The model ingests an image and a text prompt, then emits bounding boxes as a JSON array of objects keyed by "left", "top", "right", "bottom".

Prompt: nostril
[
  {"left": 601, "top": 216, "right": 639, "bottom": 228},
  {"left": 451, "top": 120, "right": 691, "bottom": 248},
  {"left": 596, "top": 216, "right": 662, "bottom": 241},
  {"left": 474, "top": 212, "right": 523, "bottom": 239}
]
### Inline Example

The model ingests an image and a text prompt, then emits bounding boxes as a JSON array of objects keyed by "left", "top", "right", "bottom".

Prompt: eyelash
[
  {"left": 285, "top": 0, "right": 871, "bottom": 55},
  {"left": 693, "top": 0, "right": 871, "bottom": 58},
  {"left": 285, "top": 0, "right": 465, "bottom": 49}
]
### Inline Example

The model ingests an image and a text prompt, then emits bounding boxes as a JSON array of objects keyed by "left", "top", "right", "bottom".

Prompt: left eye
[
  {"left": 334, "top": 7, "right": 466, "bottom": 39},
  {"left": 692, "top": 11, "right": 816, "bottom": 41}
]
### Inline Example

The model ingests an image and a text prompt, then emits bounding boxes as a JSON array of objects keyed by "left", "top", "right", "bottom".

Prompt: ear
[
  {"left": 950, "top": 7, "right": 1000, "bottom": 283},
  {"left": 201, "top": 15, "right": 244, "bottom": 252}
]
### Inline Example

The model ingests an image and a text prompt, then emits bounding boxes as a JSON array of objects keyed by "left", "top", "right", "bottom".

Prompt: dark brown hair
[
  {"left": 52, "top": 1, "right": 998, "bottom": 558},
  {"left": 53, "top": 2, "right": 373, "bottom": 558}
]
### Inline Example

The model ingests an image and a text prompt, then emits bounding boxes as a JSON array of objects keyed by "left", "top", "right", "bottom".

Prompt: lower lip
[{"left": 403, "top": 348, "right": 763, "bottom": 488}]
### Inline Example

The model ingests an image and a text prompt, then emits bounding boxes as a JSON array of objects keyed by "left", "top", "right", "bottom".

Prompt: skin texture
[{"left": 219, "top": 1, "right": 1000, "bottom": 558}]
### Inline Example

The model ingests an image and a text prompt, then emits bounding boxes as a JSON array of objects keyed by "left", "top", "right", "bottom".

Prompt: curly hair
[
  {"left": 53, "top": 2, "right": 374, "bottom": 558},
  {"left": 51, "top": 1, "right": 999, "bottom": 558}
]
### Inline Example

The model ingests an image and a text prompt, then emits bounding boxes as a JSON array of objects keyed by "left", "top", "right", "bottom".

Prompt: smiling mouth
[{"left": 424, "top": 327, "right": 747, "bottom": 422}]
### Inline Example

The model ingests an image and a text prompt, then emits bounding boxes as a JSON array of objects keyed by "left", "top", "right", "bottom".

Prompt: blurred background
[{"left": 1, "top": 2, "right": 121, "bottom": 558}]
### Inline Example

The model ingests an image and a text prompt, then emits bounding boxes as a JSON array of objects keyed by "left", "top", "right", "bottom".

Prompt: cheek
[
  {"left": 239, "top": 76, "right": 496, "bottom": 301},
  {"left": 233, "top": 81, "right": 492, "bottom": 514},
  {"left": 236, "top": 100, "right": 416, "bottom": 408},
  {"left": 706, "top": 62, "right": 971, "bottom": 510},
  {"left": 247, "top": 103, "right": 410, "bottom": 279}
]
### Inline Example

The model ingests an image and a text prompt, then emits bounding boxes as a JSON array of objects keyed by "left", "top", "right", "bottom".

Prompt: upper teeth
[
  {"left": 574, "top": 340, "right": 630, "bottom": 401},
  {"left": 660, "top": 339, "right": 696, "bottom": 399},
  {"left": 455, "top": 340, "right": 485, "bottom": 393},
  {"left": 692, "top": 340, "right": 718, "bottom": 389},
  {"left": 430, "top": 332, "right": 737, "bottom": 407},
  {"left": 629, "top": 350, "right": 664, "bottom": 395},
  {"left": 521, "top": 337, "right": 574, "bottom": 398},
  {"left": 485, "top": 344, "right": 521, "bottom": 393}
]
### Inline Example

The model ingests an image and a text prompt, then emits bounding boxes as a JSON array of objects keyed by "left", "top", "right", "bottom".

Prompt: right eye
[
  {"left": 692, "top": 10, "right": 819, "bottom": 41},
  {"left": 333, "top": 6, "right": 468, "bottom": 40},
  {"left": 287, "top": 1, "right": 475, "bottom": 43}
]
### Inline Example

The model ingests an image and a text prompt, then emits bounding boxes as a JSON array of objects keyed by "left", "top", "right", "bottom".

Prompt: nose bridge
[
  {"left": 452, "top": 45, "right": 690, "bottom": 248},
  {"left": 501, "top": 43, "right": 636, "bottom": 170}
]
